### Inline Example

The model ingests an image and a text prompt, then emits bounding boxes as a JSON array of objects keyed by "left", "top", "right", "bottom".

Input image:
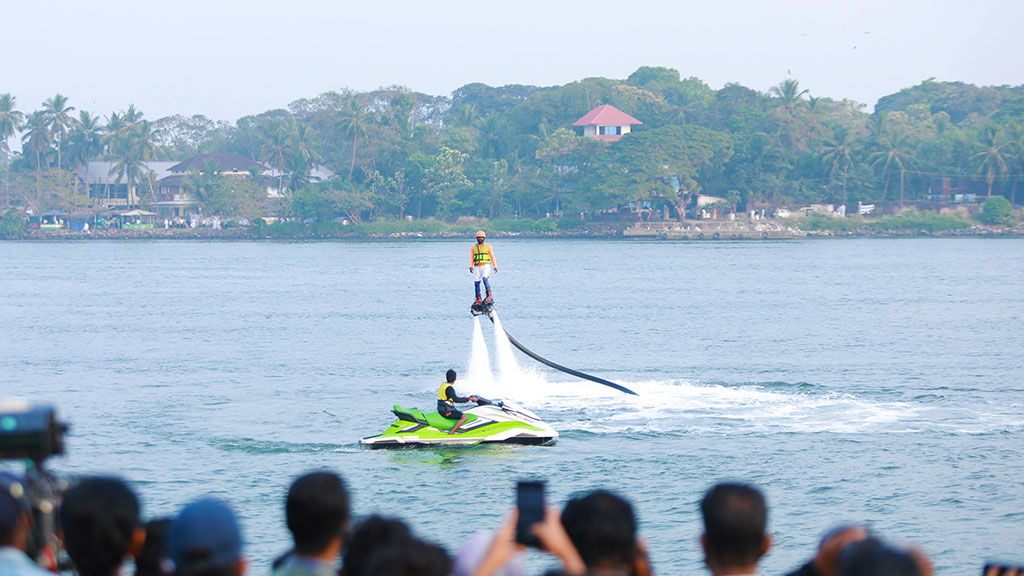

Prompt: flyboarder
[
  {"left": 438, "top": 369, "right": 478, "bottom": 435},
  {"left": 470, "top": 230, "right": 497, "bottom": 306}
]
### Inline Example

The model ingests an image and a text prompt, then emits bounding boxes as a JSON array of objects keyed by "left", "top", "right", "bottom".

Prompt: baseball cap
[{"left": 167, "top": 498, "right": 242, "bottom": 571}]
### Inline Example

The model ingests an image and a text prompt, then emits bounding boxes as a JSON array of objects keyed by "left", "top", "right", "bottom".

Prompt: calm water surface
[{"left": 1, "top": 238, "right": 1022, "bottom": 574}]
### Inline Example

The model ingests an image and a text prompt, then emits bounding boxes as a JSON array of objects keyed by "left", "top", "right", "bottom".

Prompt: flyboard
[{"left": 471, "top": 298, "right": 638, "bottom": 396}]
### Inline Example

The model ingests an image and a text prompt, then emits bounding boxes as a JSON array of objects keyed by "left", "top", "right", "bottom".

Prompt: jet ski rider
[
  {"left": 471, "top": 231, "right": 497, "bottom": 305},
  {"left": 438, "top": 369, "right": 479, "bottom": 435}
]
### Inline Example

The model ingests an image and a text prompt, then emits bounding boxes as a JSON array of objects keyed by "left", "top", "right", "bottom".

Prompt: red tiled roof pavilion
[{"left": 572, "top": 105, "right": 642, "bottom": 142}]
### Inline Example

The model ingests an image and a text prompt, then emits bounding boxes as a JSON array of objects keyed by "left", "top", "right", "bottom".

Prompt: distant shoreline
[{"left": 4, "top": 222, "right": 1023, "bottom": 240}]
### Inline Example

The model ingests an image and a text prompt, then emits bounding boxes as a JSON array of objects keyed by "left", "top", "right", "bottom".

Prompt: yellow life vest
[
  {"left": 473, "top": 243, "right": 492, "bottom": 265},
  {"left": 438, "top": 382, "right": 455, "bottom": 406}
]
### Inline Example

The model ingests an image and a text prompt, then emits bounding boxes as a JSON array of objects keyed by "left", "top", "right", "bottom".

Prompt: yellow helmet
[{"left": 475, "top": 230, "right": 486, "bottom": 239}]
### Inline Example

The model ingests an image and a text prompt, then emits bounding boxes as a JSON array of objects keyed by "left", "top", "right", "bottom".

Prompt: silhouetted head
[
  {"left": 343, "top": 515, "right": 413, "bottom": 576},
  {"left": 446, "top": 369, "right": 457, "bottom": 383},
  {"left": 286, "top": 471, "right": 350, "bottom": 556},
  {"left": 60, "top": 476, "right": 141, "bottom": 576},
  {"left": 561, "top": 489, "right": 637, "bottom": 570},
  {"left": 700, "top": 482, "right": 770, "bottom": 572},
  {"left": 366, "top": 539, "right": 450, "bottom": 576},
  {"left": 838, "top": 537, "right": 923, "bottom": 576},
  {"left": 135, "top": 518, "right": 171, "bottom": 576}
]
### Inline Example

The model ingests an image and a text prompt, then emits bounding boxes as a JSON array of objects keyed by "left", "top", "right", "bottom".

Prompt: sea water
[{"left": 1, "top": 238, "right": 1022, "bottom": 574}]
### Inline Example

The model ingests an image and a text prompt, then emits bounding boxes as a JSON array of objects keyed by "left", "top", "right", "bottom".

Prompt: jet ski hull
[{"left": 360, "top": 401, "right": 557, "bottom": 448}]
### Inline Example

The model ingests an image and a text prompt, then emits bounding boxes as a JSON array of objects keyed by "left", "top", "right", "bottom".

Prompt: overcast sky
[{"left": 4, "top": 0, "right": 1023, "bottom": 123}]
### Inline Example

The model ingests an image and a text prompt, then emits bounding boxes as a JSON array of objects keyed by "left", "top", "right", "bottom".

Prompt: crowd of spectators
[{"left": 0, "top": 469, "right": 952, "bottom": 576}]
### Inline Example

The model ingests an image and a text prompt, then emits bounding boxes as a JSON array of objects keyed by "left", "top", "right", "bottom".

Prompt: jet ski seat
[
  {"left": 391, "top": 405, "right": 477, "bottom": 430},
  {"left": 392, "top": 406, "right": 428, "bottom": 424}
]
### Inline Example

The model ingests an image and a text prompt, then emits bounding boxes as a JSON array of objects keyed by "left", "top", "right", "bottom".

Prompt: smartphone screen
[{"left": 515, "top": 480, "right": 545, "bottom": 547}]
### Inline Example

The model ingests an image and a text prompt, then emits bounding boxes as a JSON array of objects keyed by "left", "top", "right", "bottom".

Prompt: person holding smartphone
[{"left": 471, "top": 484, "right": 650, "bottom": 576}]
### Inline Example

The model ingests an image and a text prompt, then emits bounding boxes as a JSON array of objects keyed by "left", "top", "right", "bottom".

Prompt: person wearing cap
[
  {"left": 0, "top": 473, "right": 50, "bottom": 576},
  {"left": 470, "top": 231, "right": 497, "bottom": 305},
  {"left": 168, "top": 498, "right": 245, "bottom": 576}
]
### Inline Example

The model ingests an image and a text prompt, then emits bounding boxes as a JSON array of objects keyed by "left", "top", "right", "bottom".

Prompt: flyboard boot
[{"left": 484, "top": 289, "right": 493, "bottom": 304}]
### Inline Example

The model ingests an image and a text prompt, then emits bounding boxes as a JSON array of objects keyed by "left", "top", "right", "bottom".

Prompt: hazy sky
[{"left": 4, "top": 0, "right": 1023, "bottom": 123}]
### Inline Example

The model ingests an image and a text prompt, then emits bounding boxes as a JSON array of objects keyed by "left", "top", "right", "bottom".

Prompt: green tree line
[{"left": 2, "top": 69, "right": 1023, "bottom": 221}]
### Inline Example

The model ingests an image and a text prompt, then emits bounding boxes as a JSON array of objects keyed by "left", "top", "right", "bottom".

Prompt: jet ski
[{"left": 360, "top": 397, "right": 557, "bottom": 448}]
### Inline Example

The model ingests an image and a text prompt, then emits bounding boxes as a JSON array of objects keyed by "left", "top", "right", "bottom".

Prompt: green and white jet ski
[{"left": 360, "top": 398, "right": 557, "bottom": 447}]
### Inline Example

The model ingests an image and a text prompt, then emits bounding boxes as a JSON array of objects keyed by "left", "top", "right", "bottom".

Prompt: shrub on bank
[
  {"left": 869, "top": 209, "right": 972, "bottom": 232},
  {"left": 348, "top": 219, "right": 447, "bottom": 235},
  {"left": 0, "top": 208, "right": 27, "bottom": 237},
  {"left": 254, "top": 219, "right": 306, "bottom": 236},
  {"left": 980, "top": 196, "right": 1017, "bottom": 226},
  {"left": 487, "top": 218, "right": 537, "bottom": 233},
  {"left": 796, "top": 216, "right": 864, "bottom": 231},
  {"left": 533, "top": 217, "right": 557, "bottom": 232}
]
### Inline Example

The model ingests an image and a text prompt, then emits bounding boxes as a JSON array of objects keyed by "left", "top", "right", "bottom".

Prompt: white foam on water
[
  {"left": 465, "top": 317, "right": 493, "bottom": 391},
  {"left": 455, "top": 320, "right": 1015, "bottom": 436},
  {"left": 462, "top": 370, "right": 935, "bottom": 435},
  {"left": 491, "top": 312, "right": 525, "bottom": 386}
]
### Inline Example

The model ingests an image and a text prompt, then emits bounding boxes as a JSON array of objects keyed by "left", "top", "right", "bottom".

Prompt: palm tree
[
  {"left": 868, "top": 126, "right": 916, "bottom": 206},
  {"left": 972, "top": 126, "right": 1016, "bottom": 199},
  {"left": 68, "top": 111, "right": 106, "bottom": 198},
  {"left": 820, "top": 126, "right": 857, "bottom": 206},
  {"left": 261, "top": 127, "right": 289, "bottom": 194},
  {"left": 130, "top": 120, "right": 163, "bottom": 202},
  {"left": 122, "top": 104, "right": 144, "bottom": 125},
  {"left": 769, "top": 78, "right": 808, "bottom": 110},
  {"left": 109, "top": 120, "right": 154, "bottom": 208},
  {"left": 21, "top": 112, "right": 54, "bottom": 178},
  {"left": 0, "top": 94, "right": 25, "bottom": 193},
  {"left": 103, "top": 112, "right": 127, "bottom": 157},
  {"left": 43, "top": 94, "right": 75, "bottom": 169},
  {"left": 339, "top": 100, "right": 368, "bottom": 180},
  {"left": 476, "top": 114, "right": 505, "bottom": 159},
  {"left": 451, "top": 104, "right": 478, "bottom": 127},
  {"left": 287, "top": 123, "right": 323, "bottom": 190}
]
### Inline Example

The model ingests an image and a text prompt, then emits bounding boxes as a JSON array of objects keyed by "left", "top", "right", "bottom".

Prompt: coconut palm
[
  {"left": 339, "top": 99, "right": 368, "bottom": 180},
  {"left": 131, "top": 120, "right": 163, "bottom": 202},
  {"left": 43, "top": 94, "right": 75, "bottom": 169},
  {"left": 0, "top": 94, "right": 25, "bottom": 195},
  {"left": 972, "top": 126, "right": 1016, "bottom": 199},
  {"left": 261, "top": 126, "right": 289, "bottom": 194},
  {"left": 476, "top": 114, "right": 505, "bottom": 159},
  {"left": 21, "top": 112, "right": 54, "bottom": 177},
  {"left": 68, "top": 111, "right": 106, "bottom": 197},
  {"left": 122, "top": 104, "right": 143, "bottom": 125},
  {"left": 109, "top": 121, "right": 154, "bottom": 208},
  {"left": 0, "top": 94, "right": 25, "bottom": 167},
  {"left": 820, "top": 126, "right": 857, "bottom": 206},
  {"left": 287, "top": 123, "right": 324, "bottom": 191},
  {"left": 868, "top": 126, "right": 917, "bottom": 206},
  {"left": 769, "top": 78, "right": 808, "bottom": 110},
  {"left": 451, "top": 104, "right": 478, "bottom": 127}
]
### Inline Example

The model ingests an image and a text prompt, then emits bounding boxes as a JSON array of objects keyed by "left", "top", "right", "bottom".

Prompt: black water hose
[{"left": 489, "top": 316, "right": 638, "bottom": 396}]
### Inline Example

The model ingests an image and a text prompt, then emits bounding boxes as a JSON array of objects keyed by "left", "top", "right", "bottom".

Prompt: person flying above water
[
  {"left": 470, "top": 230, "right": 497, "bottom": 305},
  {"left": 438, "top": 369, "right": 478, "bottom": 435}
]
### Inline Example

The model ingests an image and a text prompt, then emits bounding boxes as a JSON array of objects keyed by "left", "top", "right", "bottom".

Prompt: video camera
[
  {"left": 0, "top": 400, "right": 67, "bottom": 462},
  {"left": 0, "top": 399, "right": 70, "bottom": 571}
]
